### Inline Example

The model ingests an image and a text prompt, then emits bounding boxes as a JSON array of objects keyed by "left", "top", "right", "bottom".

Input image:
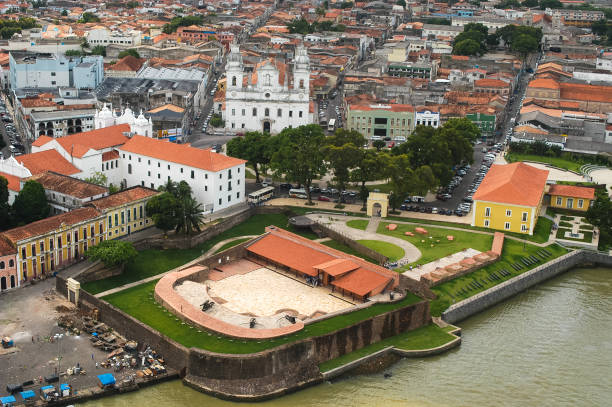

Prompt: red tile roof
[
  {"left": 473, "top": 162, "right": 549, "bottom": 207},
  {"left": 528, "top": 78, "right": 560, "bottom": 90},
  {"left": 2, "top": 207, "right": 101, "bottom": 243},
  {"left": 0, "top": 234, "right": 16, "bottom": 256},
  {"left": 475, "top": 79, "right": 508, "bottom": 88},
  {"left": 0, "top": 171, "right": 21, "bottom": 192},
  {"left": 32, "top": 124, "right": 131, "bottom": 158},
  {"left": 349, "top": 104, "right": 414, "bottom": 112},
  {"left": 314, "top": 258, "right": 358, "bottom": 277},
  {"left": 332, "top": 267, "right": 391, "bottom": 297},
  {"left": 25, "top": 171, "right": 107, "bottom": 199},
  {"left": 88, "top": 186, "right": 159, "bottom": 210},
  {"left": 119, "top": 135, "right": 246, "bottom": 172},
  {"left": 17, "top": 150, "right": 81, "bottom": 176},
  {"left": 548, "top": 184, "right": 595, "bottom": 200},
  {"left": 102, "top": 150, "right": 119, "bottom": 161}
]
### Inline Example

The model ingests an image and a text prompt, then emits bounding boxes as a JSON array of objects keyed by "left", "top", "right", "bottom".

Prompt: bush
[{"left": 85, "top": 240, "right": 137, "bottom": 268}]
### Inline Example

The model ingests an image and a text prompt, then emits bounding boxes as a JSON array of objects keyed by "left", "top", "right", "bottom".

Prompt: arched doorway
[
  {"left": 10, "top": 275, "right": 15, "bottom": 288},
  {"left": 1, "top": 276, "right": 6, "bottom": 290},
  {"left": 372, "top": 202, "right": 382, "bottom": 217},
  {"left": 263, "top": 121, "right": 271, "bottom": 133}
]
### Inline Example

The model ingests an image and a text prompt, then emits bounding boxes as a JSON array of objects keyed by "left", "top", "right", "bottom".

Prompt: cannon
[{"left": 200, "top": 300, "right": 214, "bottom": 312}]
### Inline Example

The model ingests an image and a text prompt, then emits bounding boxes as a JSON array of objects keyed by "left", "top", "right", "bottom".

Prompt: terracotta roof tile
[
  {"left": 332, "top": 267, "right": 391, "bottom": 297},
  {"left": 548, "top": 184, "right": 595, "bottom": 200},
  {"left": 88, "top": 186, "right": 159, "bottom": 211},
  {"left": 473, "top": 162, "right": 549, "bottom": 207},
  {"left": 2, "top": 207, "right": 101, "bottom": 243},
  {"left": 0, "top": 171, "right": 21, "bottom": 192},
  {"left": 25, "top": 171, "right": 107, "bottom": 199},
  {"left": 102, "top": 150, "right": 119, "bottom": 161},
  {"left": 528, "top": 78, "right": 560, "bottom": 89},
  {"left": 119, "top": 135, "right": 245, "bottom": 172},
  {"left": 17, "top": 150, "right": 81, "bottom": 176},
  {"left": 0, "top": 234, "right": 15, "bottom": 256},
  {"left": 33, "top": 124, "right": 131, "bottom": 158}
]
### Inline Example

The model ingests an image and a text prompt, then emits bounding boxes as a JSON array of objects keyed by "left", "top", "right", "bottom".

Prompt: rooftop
[
  {"left": 118, "top": 135, "right": 246, "bottom": 172},
  {"left": 32, "top": 124, "right": 131, "bottom": 158},
  {"left": 25, "top": 171, "right": 108, "bottom": 199},
  {"left": 548, "top": 184, "right": 595, "bottom": 200},
  {"left": 87, "top": 186, "right": 159, "bottom": 211},
  {"left": 16, "top": 149, "right": 81, "bottom": 176},
  {"left": 473, "top": 162, "right": 549, "bottom": 207}
]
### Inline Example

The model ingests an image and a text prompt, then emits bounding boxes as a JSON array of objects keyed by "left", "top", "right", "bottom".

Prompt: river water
[{"left": 84, "top": 267, "right": 612, "bottom": 407}]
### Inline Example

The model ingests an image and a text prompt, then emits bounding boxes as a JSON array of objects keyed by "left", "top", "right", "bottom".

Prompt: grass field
[
  {"left": 429, "top": 241, "right": 568, "bottom": 316},
  {"left": 103, "top": 283, "right": 421, "bottom": 354},
  {"left": 505, "top": 153, "right": 583, "bottom": 173},
  {"left": 559, "top": 221, "right": 573, "bottom": 228},
  {"left": 556, "top": 228, "right": 593, "bottom": 243},
  {"left": 377, "top": 222, "right": 493, "bottom": 268},
  {"left": 346, "top": 219, "right": 369, "bottom": 230},
  {"left": 214, "top": 237, "right": 253, "bottom": 254},
  {"left": 82, "top": 213, "right": 314, "bottom": 294},
  {"left": 357, "top": 240, "right": 404, "bottom": 261},
  {"left": 322, "top": 240, "right": 380, "bottom": 264},
  {"left": 318, "top": 324, "right": 456, "bottom": 372}
]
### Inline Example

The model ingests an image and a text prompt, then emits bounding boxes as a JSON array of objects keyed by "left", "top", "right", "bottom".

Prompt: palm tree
[
  {"left": 176, "top": 196, "right": 204, "bottom": 235},
  {"left": 158, "top": 179, "right": 178, "bottom": 196},
  {"left": 176, "top": 181, "right": 192, "bottom": 201}
]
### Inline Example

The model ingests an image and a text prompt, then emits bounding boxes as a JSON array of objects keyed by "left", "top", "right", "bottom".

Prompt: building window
[
  {"left": 504, "top": 222, "right": 511, "bottom": 230},
  {"left": 232, "top": 108, "right": 235, "bottom": 116},
  {"left": 242, "top": 109, "right": 245, "bottom": 116},
  {"left": 485, "top": 207, "right": 491, "bottom": 217},
  {"left": 227, "top": 194, "right": 231, "bottom": 202},
  {"left": 0, "top": 261, "right": 4, "bottom": 269},
  {"left": 31, "top": 244, "right": 36, "bottom": 256},
  {"left": 299, "top": 111, "right": 303, "bottom": 118},
  {"left": 40, "top": 241, "right": 44, "bottom": 252},
  {"left": 567, "top": 198, "right": 573, "bottom": 208},
  {"left": 521, "top": 224, "right": 528, "bottom": 232},
  {"left": 252, "top": 108, "right": 257, "bottom": 116},
  {"left": 115, "top": 213, "right": 118, "bottom": 226},
  {"left": 522, "top": 212, "right": 528, "bottom": 222},
  {"left": 21, "top": 247, "right": 25, "bottom": 258},
  {"left": 128, "top": 164, "right": 132, "bottom": 174},
  {"left": 578, "top": 199, "right": 584, "bottom": 208},
  {"left": 299, "top": 79, "right": 304, "bottom": 89},
  {"left": 506, "top": 209, "right": 512, "bottom": 217},
  {"left": 218, "top": 198, "right": 222, "bottom": 205},
  {"left": 265, "top": 108, "right": 269, "bottom": 117},
  {"left": 289, "top": 111, "right": 293, "bottom": 118},
  {"left": 232, "top": 76, "right": 236, "bottom": 86},
  {"left": 121, "top": 212, "right": 125, "bottom": 224},
  {"left": 191, "top": 170, "right": 195, "bottom": 179},
  {"left": 556, "top": 197, "right": 562, "bottom": 205},
  {"left": 9, "top": 259, "right": 13, "bottom": 267},
  {"left": 484, "top": 219, "right": 490, "bottom": 227},
  {"left": 277, "top": 108, "right": 282, "bottom": 117}
]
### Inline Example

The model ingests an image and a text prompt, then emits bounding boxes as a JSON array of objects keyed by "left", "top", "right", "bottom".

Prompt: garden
[{"left": 553, "top": 215, "right": 595, "bottom": 244}]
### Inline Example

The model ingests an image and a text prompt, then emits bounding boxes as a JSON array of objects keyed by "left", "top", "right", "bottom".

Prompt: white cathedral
[
  {"left": 94, "top": 103, "right": 153, "bottom": 137},
  {"left": 224, "top": 44, "right": 313, "bottom": 134}
]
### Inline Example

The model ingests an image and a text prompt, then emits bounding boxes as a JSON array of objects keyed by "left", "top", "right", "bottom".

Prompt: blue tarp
[
  {"left": 97, "top": 373, "right": 116, "bottom": 386},
  {"left": 40, "top": 386, "right": 54, "bottom": 391},
  {"left": 60, "top": 384, "right": 70, "bottom": 391},
  {"left": 19, "top": 391, "right": 35, "bottom": 400},
  {"left": 0, "top": 395, "right": 16, "bottom": 405}
]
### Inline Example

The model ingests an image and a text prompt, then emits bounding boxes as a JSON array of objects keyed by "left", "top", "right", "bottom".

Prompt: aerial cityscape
[{"left": 0, "top": 0, "right": 611, "bottom": 405}]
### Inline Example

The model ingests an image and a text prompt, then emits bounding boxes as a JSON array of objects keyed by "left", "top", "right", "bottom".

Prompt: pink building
[{"left": 0, "top": 236, "right": 18, "bottom": 292}]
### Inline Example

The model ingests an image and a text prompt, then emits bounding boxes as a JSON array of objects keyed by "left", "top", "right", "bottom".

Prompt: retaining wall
[
  {"left": 442, "top": 250, "right": 612, "bottom": 324},
  {"left": 311, "top": 222, "right": 388, "bottom": 265}
]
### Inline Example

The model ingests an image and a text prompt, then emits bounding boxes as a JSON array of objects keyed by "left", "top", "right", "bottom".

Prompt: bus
[
  {"left": 289, "top": 188, "right": 307, "bottom": 199},
  {"left": 327, "top": 118, "right": 336, "bottom": 131},
  {"left": 248, "top": 186, "right": 274, "bottom": 204}
]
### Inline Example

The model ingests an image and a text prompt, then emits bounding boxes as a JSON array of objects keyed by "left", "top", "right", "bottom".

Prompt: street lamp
[{"left": 53, "top": 333, "right": 63, "bottom": 378}]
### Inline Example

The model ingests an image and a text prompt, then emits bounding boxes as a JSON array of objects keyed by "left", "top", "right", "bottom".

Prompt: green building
[
  {"left": 346, "top": 104, "right": 415, "bottom": 141},
  {"left": 466, "top": 112, "right": 496, "bottom": 140}
]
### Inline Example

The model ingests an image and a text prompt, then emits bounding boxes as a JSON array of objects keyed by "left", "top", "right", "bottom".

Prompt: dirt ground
[{"left": 0, "top": 276, "right": 138, "bottom": 398}]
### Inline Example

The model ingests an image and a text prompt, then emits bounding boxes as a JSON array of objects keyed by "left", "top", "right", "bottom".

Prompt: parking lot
[{"left": 0, "top": 98, "right": 25, "bottom": 159}]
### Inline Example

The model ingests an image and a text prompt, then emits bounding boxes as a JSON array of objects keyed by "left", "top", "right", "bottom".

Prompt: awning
[
  {"left": 40, "top": 385, "right": 54, "bottom": 391},
  {"left": 0, "top": 395, "right": 16, "bottom": 405},
  {"left": 60, "top": 384, "right": 70, "bottom": 391},
  {"left": 97, "top": 373, "right": 116, "bottom": 386},
  {"left": 19, "top": 390, "right": 35, "bottom": 400}
]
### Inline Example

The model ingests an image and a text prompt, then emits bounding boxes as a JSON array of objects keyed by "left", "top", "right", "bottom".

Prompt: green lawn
[
  {"left": 505, "top": 153, "right": 583, "bottom": 173},
  {"left": 103, "top": 283, "right": 422, "bottom": 354},
  {"left": 82, "top": 213, "right": 314, "bottom": 294},
  {"left": 357, "top": 240, "right": 404, "bottom": 261},
  {"left": 366, "top": 182, "right": 393, "bottom": 194},
  {"left": 559, "top": 221, "right": 572, "bottom": 228},
  {"left": 556, "top": 228, "right": 593, "bottom": 243},
  {"left": 214, "top": 237, "right": 253, "bottom": 254},
  {"left": 377, "top": 222, "right": 493, "bottom": 269},
  {"left": 322, "top": 240, "right": 380, "bottom": 264},
  {"left": 346, "top": 219, "right": 369, "bottom": 230},
  {"left": 560, "top": 215, "right": 574, "bottom": 221},
  {"left": 429, "top": 241, "right": 569, "bottom": 316},
  {"left": 384, "top": 215, "right": 552, "bottom": 244},
  {"left": 318, "top": 324, "right": 456, "bottom": 373}
]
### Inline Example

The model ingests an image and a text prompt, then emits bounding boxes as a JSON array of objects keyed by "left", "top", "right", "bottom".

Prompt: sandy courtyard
[{"left": 207, "top": 268, "right": 352, "bottom": 317}]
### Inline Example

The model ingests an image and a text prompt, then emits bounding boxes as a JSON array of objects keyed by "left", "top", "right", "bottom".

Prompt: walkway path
[
  {"left": 306, "top": 214, "right": 422, "bottom": 263},
  {"left": 94, "top": 235, "right": 257, "bottom": 298},
  {"left": 366, "top": 217, "right": 381, "bottom": 233}
]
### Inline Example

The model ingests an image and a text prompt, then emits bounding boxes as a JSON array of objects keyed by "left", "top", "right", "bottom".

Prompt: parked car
[
  {"left": 400, "top": 204, "right": 408, "bottom": 210},
  {"left": 317, "top": 195, "right": 331, "bottom": 202},
  {"left": 279, "top": 183, "right": 293, "bottom": 190}
]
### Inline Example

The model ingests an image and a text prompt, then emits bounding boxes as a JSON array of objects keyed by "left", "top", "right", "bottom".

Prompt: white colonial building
[
  {"left": 118, "top": 135, "right": 246, "bottom": 212},
  {"left": 415, "top": 110, "right": 440, "bottom": 128},
  {"left": 94, "top": 104, "right": 153, "bottom": 137},
  {"left": 224, "top": 44, "right": 313, "bottom": 134}
]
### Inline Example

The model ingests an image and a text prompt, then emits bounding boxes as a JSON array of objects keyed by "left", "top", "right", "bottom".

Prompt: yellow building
[
  {"left": 3, "top": 207, "right": 104, "bottom": 282},
  {"left": 472, "top": 162, "right": 549, "bottom": 235},
  {"left": 88, "top": 186, "right": 159, "bottom": 239},
  {"left": 548, "top": 184, "right": 595, "bottom": 212}
]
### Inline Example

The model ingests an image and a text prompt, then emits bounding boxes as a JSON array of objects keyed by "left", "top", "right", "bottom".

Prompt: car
[
  {"left": 330, "top": 188, "right": 338, "bottom": 195},
  {"left": 400, "top": 204, "right": 408, "bottom": 210},
  {"left": 463, "top": 196, "right": 473, "bottom": 203},
  {"left": 454, "top": 209, "right": 464, "bottom": 216},
  {"left": 425, "top": 207, "right": 433, "bottom": 213},
  {"left": 457, "top": 170, "right": 467, "bottom": 176},
  {"left": 431, "top": 207, "right": 438, "bottom": 214},
  {"left": 317, "top": 195, "right": 331, "bottom": 202},
  {"left": 310, "top": 186, "right": 321, "bottom": 193},
  {"left": 279, "top": 183, "right": 293, "bottom": 190}
]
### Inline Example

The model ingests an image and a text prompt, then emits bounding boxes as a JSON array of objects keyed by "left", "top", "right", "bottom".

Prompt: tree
[
  {"left": 61, "top": 9, "right": 68, "bottom": 16},
  {"left": 270, "top": 125, "right": 327, "bottom": 205},
  {"left": 287, "top": 18, "right": 312, "bottom": 35},
  {"left": 162, "top": 15, "right": 204, "bottom": 34},
  {"left": 126, "top": 1, "right": 139, "bottom": 8},
  {"left": 78, "top": 12, "right": 100, "bottom": 23},
  {"left": 85, "top": 240, "right": 137, "bottom": 268},
  {"left": 0, "top": 176, "right": 11, "bottom": 230},
  {"left": 512, "top": 33, "right": 539, "bottom": 59},
  {"left": 539, "top": 0, "right": 563, "bottom": 9},
  {"left": 591, "top": 19, "right": 608, "bottom": 36},
  {"left": 353, "top": 149, "right": 387, "bottom": 209},
  {"left": 158, "top": 179, "right": 178, "bottom": 196},
  {"left": 396, "top": 0, "right": 406, "bottom": 6},
  {"left": 145, "top": 192, "right": 180, "bottom": 235},
  {"left": 84, "top": 171, "right": 108, "bottom": 187},
  {"left": 210, "top": 114, "right": 224, "bottom": 127},
  {"left": 91, "top": 45, "right": 106, "bottom": 56},
  {"left": 227, "top": 132, "right": 273, "bottom": 183},
  {"left": 118, "top": 49, "right": 140, "bottom": 59},
  {"left": 372, "top": 139, "right": 386, "bottom": 151},
  {"left": 324, "top": 130, "right": 365, "bottom": 201},
  {"left": 453, "top": 39, "right": 481, "bottom": 56},
  {"left": 586, "top": 192, "right": 612, "bottom": 250},
  {"left": 65, "top": 50, "right": 82, "bottom": 56},
  {"left": 175, "top": 196, "right": 204, "bottom": 235},
  {"left": 13, "top": 181, "right": 50, "bottom": 225},
  {"left": 522, "top": 0, "right": 538, "bottom": 6}
]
